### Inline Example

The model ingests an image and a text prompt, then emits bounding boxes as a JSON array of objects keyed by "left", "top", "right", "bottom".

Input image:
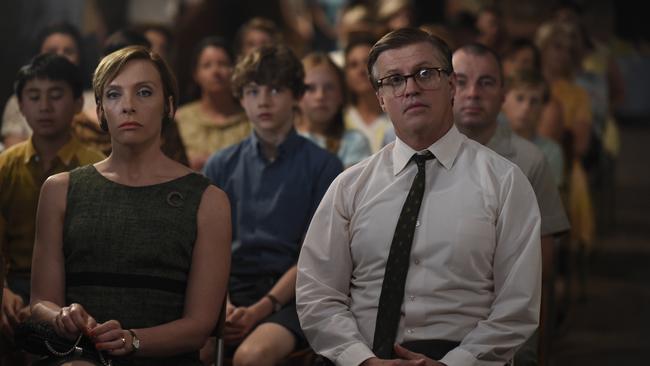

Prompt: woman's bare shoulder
[{"left": 42, "top": 171, "right": 70, "bottom": 192}]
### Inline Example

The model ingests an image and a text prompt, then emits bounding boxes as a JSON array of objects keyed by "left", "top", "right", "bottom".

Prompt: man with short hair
[
  {"left": 0, "top": 53, "right": 104, "bottom": 356},
  {"left": 297, "top": 28, "right": 541, "bottom": 366},
  {"left": 452, "top": 43, "right": 570, "bottom": 365},
  {"left": 203, "top": 44, "right": 342, "bottom": 366}
]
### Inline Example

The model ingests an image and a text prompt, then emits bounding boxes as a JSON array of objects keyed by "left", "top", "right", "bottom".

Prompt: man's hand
[
  {"left": 1, "top": 287, "right": 26, "bottom": 339},
  {"left": 394, "top": 344, "right": 446, "bottom": 366},
  {"left": 360, "top": 344, "right": 448, "bottom": 366}
]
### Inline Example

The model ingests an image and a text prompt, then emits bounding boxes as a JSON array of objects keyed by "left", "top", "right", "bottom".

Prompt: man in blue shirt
[{"left": 203, "top": 44, "right": 342, "bottom": 366}]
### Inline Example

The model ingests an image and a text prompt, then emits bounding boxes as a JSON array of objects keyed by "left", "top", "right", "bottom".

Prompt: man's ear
[
  {"left": 448, "top": 72, "right": 457, "bottom": 103},
  {"left": 376, "top": 90, "right": 386, "bottom": 112}
]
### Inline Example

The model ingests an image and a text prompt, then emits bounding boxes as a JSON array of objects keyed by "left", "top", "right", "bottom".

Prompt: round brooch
[{"left": 166, "top": 191, "right": 184, "bottom": 208}]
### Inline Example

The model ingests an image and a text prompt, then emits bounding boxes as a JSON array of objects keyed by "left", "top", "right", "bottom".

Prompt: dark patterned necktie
[{"left": 372, "top": 151, "right": 434, "bottom": 359}]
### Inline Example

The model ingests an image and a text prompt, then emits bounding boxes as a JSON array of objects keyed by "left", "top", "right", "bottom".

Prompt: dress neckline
[{"left": 89, "top": 164, "right": 198, "bottom": 189}]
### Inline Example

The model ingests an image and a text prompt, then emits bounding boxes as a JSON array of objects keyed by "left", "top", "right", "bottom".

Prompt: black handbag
[{"left": 14, "top": 320, "right": 113, "bottom": 366}]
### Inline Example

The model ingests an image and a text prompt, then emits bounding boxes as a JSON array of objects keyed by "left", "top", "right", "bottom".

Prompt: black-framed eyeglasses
[{"left": 376, "top": 67, "right": 451, "bottom": 97}]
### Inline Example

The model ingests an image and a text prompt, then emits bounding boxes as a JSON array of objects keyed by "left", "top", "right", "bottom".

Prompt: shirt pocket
[{"left": 450, "top": 219, "right": 496, "bottom": 278}]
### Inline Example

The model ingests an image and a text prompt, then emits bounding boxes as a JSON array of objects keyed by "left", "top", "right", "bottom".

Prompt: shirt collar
[
  {"left": 248, "top": 127, "right": 301, "bottom": 160},
  {"left": 23, "top": 135, "right": 83, "bottom": 165},
  {"left": 486, "top": 122, "right": 514, "bottom": 158},
  {"left": 392, "top": 124, "right": 464, "bottom": 176},
  {"left": 22, "top": 139, "right": 38, "bottom": 163}
]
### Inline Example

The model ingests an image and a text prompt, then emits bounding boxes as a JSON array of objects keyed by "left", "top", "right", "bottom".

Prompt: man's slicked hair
[
  {"left": 367, "top": 27, "right": 452, "bottom": 90},
  {"left": 456, "top": 42, "right": 505, "bottom": 85}
]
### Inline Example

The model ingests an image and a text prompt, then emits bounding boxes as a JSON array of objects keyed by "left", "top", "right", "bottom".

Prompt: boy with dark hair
[
  {"left": 0, "top": 54, "right": 104, "bottom": 348},
  {"left": 204, "top": 44, "right": 342, "bottom": 365}
]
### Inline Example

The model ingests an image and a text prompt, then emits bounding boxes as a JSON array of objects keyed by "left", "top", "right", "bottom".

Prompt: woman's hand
[
  {"left": 90, "top": 319, "right": 134, "bottom": 356},
  {"left": 53, "top": 303, "right": 97, "bottom": 340}
]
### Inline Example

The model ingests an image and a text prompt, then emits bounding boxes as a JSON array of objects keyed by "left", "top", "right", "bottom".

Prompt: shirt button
[
  {"left": 407, "top": 329, "right": 414, "bottom": 334},
  {"left": 414, "top": 259, "right": 420, "bottom": 265},
  {"left": 409, "top": 295, "right": 415, "bottom": 301},
  {"left": 415, "top": 220, "right": 420, "bottom": 227}
]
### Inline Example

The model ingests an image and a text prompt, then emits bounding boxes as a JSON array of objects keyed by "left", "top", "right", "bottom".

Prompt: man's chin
[{"left": 456, "top": 117, "right": 488, "bottom": 129}]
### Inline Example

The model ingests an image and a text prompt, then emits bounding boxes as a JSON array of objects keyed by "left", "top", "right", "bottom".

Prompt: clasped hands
[
  {"left": 53, "top": 303, "right": 135, "bottom": 356},
  {"left": 223, "top": 300, "right": 266, "bottom": 343},
  {"left": 361, "top": 344, "right": 447, "bottom": 366}
]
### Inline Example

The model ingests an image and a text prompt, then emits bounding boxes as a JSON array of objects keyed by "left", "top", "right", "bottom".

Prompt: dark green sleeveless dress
[{"left": 63, "top": 165, "right": 211, "bottom": 366}]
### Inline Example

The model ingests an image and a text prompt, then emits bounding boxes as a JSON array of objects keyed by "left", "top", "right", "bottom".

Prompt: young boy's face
[
  {"left": 18, "top": 78, "right": 82, "bottom": 139},
  {"left": 240, "top": 82, "right": 296, "bottom": 136},
  {"left": 502, "top": 85, "right": 545, "bottom": 135}
]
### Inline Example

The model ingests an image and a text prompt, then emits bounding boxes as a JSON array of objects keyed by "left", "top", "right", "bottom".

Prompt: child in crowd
[
  {"left": 0, "top": 53, "right": 104, "bottom": 362},
  {"left": 1, "top": 22, "right": 95, "bottom": 150},
  {"left": 203, "top": 44, "right": 342, "bottom": 366},
  {"left": 298, "top": 52, "right": 371, "bottom": 168},
  {"left": 503, "top": 70, "right": 566, "bottom": 187}
]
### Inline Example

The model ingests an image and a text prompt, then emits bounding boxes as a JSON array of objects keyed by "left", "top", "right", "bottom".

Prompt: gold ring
[{"left": 121, "top": 337, "right": 126, "bottom": 347}]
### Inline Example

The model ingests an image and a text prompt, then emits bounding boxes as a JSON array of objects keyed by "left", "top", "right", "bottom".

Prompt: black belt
[
  {"left": 314, "top": 339, "right": 460, "bottom": 365},
  {"left": 400, "top": 339, "right": 460, "bottom": 360}
]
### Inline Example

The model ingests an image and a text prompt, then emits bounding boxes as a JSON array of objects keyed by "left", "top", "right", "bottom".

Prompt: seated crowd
[{"left": 1, "top": 2, "right": 621, "bottom": 365}]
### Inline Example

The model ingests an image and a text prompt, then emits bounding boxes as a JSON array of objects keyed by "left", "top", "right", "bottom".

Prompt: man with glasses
[{"left": 297, "top": 28, "right": 542, "bottom": 366}]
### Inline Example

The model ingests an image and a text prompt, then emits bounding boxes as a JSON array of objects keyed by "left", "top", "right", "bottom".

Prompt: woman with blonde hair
[{"left": 28, "top": 46, "right": 231, "bottom": 365}]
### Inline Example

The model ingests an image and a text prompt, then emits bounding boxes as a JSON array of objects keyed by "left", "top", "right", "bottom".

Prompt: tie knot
[{"left": 413, "top": 151, "right": 434, "bottom": 169}]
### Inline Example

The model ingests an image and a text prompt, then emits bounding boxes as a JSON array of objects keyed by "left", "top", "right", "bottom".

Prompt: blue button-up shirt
[{"left": 204, "top": 129, "right": 343, "bottom": 276}]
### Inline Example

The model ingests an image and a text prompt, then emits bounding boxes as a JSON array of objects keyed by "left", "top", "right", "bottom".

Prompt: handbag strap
[
  {"left": 44, "top": 332, "right": 113, "bottom": 366},
  {"left": 45, "top": 333, "right": 83, "bottom": 357}
]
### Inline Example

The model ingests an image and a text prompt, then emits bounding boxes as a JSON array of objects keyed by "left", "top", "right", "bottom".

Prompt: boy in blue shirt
[{"left": 203, "top": 44, "right": 342, "bottom": 365}]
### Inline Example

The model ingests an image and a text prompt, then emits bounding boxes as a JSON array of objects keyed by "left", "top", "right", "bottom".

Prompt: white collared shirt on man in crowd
[{"left": 297, "top": 125, "right": 542, "bottom": 366}]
